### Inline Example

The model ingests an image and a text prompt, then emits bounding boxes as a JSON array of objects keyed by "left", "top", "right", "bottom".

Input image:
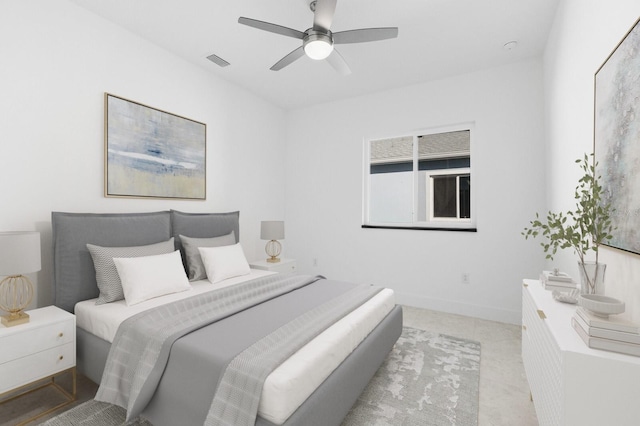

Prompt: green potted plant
[{"left": 522, "top": 154, "right": 615, "bottom": 294}]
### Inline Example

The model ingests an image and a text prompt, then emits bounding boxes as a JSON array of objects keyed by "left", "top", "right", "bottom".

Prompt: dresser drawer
[
  {"left": 0, "top": 318, "right": 75, "bottom": 365},
  {"left": 0, "top": 341, "right": 75, "bottom": 394},
  {"left": 523, "top": 287, "right": 563, "bottom": 426}
]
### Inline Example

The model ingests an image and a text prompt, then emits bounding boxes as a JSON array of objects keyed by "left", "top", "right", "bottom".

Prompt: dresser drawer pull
[
  {"left": 522, "top": 324, "right": 527, "bottom": 331},
  {"left": 59, "top": 332, "right": 64, "bottom": 338},
  {"left": 59, "top": 355, "right": 64, "bottom": 361},
  {"left": 537, "top": 309, "right": 546, "bottom": 320},
  {"left": 523, "top": 282, "right": 528, "bottom": 288}
]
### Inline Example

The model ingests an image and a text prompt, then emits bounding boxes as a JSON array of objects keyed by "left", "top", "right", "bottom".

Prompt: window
[
  {"left": 431, "top": 174, "right": 471, "bottom": 219},
  {"left": 363, "top": 125, "right": 475, "bottom": 230}
]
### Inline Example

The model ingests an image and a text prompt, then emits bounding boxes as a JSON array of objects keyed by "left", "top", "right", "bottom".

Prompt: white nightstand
[
  {"left": 250, "top": 258, "right": 297, "bottom": 273},
  {"left": 0, "top": 305, "right": 76, "bottom": 423}
]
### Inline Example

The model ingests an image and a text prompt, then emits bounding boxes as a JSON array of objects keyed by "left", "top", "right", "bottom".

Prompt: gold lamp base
[
  {"left": 0, "top": 274, "right": 34, "bottom": 327},
  {"left": 265, "top": 240, "right": 282, "bottom": 263},
  {"left": 1, "top": 311, "right": 30, "bottom": 327}
]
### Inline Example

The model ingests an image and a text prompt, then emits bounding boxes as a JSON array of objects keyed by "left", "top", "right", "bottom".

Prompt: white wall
[
  {"left": 0, "top": 0, "right": 287, "bottom": 307},
  {"left": 285, "top": 59, "right": 546, "bottom": 324},
  {"left": 543, "top": 0, "right": 640, "bottom": 323},
  {"left": 13, "top": 0, "right": 637, "bottom": 328}
]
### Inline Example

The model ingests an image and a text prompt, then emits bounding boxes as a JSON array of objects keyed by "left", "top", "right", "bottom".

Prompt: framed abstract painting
[
  {"left": 104, "top": 93, "right": 206, "bottom": 200},
  {"left": 594, "top": 17, "right": 640, "bottom": 255}
]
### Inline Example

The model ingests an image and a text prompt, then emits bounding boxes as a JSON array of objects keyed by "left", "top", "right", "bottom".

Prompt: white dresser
[
  {"left": 522, "top": 279, "right": 640, "bottom": 426},
  {"left": 0, "top": 305, "right": 76, "bottom": 395}
]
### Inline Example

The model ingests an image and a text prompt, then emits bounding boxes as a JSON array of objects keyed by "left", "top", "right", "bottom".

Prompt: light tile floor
[{"left": 402, "top": 305, "right": 539, "bottom": 426}]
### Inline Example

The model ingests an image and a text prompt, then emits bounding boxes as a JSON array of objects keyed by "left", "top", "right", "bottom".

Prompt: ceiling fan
[{"left": 238, "top": 0, "right": 398, "bottom": 75}]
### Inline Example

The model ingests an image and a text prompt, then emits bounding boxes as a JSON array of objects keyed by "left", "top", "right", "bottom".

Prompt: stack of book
[
  {"left": 540, "top": 270, "right": 577, "bottom": 292},
  {"left": 572, "top": 307, "right": 640, "bottom": 357}
]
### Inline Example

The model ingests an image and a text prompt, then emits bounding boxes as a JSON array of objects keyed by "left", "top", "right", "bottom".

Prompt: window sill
[{"left": 361, "top": 224, "right": 477, "bottom": 232}]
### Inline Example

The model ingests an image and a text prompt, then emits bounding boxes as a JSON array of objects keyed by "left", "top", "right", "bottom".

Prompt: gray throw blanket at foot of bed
[
  {"left": 95, "top": 273, "right": 382, "bottom": 426},
  {"left": 206, "top": 282, "right": 382, "bottom": 426}
]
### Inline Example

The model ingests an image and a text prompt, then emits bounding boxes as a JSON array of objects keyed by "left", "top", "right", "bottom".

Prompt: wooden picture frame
[
  {"left": 104, "top": 93, "right": 206, "bottom": 200},
  {"left": 594, "top": 17, "right": 640, "bottom": 255}
]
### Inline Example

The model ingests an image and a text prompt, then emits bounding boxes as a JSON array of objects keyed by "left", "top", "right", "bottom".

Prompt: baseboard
[{"left": 394, "top": 291, "right": 521, "bottom": 324}]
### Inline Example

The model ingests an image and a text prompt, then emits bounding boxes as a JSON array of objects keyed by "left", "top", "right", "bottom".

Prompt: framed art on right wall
[{"left": 594, "top": 16, "right": 640, "bottom": 255}]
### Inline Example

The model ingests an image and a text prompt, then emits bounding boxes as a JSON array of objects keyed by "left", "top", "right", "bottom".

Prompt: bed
[{"left": 51, "top": 210, "right": 403, "bottom": 426}]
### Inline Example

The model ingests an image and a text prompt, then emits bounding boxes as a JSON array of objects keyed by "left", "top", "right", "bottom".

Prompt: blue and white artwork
[
  {"left": 595, "top": 18, "right": 640, "bottom": 254},
  {"left": 106, "top": 94, "right": 206, "bottom": 199}
]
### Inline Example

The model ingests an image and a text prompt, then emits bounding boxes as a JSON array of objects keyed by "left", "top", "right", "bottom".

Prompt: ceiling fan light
[
  {"left": 303, "top": 32, "right": 334, "bottom": 60},
  {"left": 304, "top": 39, "right": 333, "bottom": 60}
]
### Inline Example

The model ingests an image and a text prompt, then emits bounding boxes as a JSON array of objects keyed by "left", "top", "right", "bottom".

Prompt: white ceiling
[{"left": 70, "top": 0, "right": 560, "bottom": 110}]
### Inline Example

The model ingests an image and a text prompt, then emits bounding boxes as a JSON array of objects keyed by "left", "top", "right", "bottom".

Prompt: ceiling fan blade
[
  {"left": 270, "top": 46, "right": 306, "bottom": 71},
  {"left": 333, "top": 27, "right": 399, "bottom": 44},
  {"left": 326, "top": 49, "right": 351, "bottom": 76},
  {"left": 312, "top": 0, "right": 337, "bottom": 32},
  {"left": 238, "top": 17, "right": 305, "bottom": 40}
]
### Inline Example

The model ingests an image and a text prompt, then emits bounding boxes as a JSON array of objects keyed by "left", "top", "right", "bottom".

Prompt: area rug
[
  {"left": 342, "top": 327, "right": 480, "bottom": 426},
  {"left": 42, "top": 327, "right": 480, "bottom": 426}
]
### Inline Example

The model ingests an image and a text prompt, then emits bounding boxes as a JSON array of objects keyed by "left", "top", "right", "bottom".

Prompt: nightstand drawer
[
  {"left": 250, "top": 258, "right": 297, "bottom": 273},
  {"left": 0, "top": 341, "right": 75, "bottom": 394},
  {"left": 0, "top": 319, "right": 75, "bottom": 365},
  {"left": 270, "top": 261, "right": 296, "bottom": 273}
]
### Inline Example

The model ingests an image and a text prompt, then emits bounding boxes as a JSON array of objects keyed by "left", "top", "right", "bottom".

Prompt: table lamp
[
  {"left": 0, "top": 231, "right": 41, "bottom": 327},
  {"left": 260, "top": 221, "right": 284, "bottom": 263}
]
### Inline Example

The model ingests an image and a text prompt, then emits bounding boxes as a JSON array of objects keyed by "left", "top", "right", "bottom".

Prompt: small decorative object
[
  {"left": 0, "top": 232, "right": 41, "bottom": 327},
  {"left": 542, "top": 270, "right": 574, "bottom": 283},
  {"left": 540, "top": 270, "right": 577, "bottom": 294},
  {"left": 105, "top": 93, "right": 206, "bottom": 200},
  {"left": 552, "top": 289, "right": 579, "bottom": 304},
  {"left": 579, "top": 294, "right": 625, "bottom": 318},
  {"left": 522, "top": 154, "right": 615, "bottom": 295},
  {"left": 594, "top": 16, "right": 640, "bottom": 255},
  {"left": 261, "top": 221, "right": 285, "bottom": 263}
]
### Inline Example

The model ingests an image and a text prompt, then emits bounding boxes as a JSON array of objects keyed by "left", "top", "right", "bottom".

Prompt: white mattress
[{"left": 75, "top": 272, "right": 395, "bottom": 425}]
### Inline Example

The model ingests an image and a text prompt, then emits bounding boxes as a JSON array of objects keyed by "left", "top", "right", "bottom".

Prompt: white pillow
[
  {"left": 87, "top": 238, "right": 175, "bottom": 305},
  {"left": 180, "top": 232, "right": 236, "bottom": 281},
  {"left": 113, "top": 250, "right": 191, "bottom": 306},
  {"left": 198, "top": 243, "right": 251, "bottom": 284}
]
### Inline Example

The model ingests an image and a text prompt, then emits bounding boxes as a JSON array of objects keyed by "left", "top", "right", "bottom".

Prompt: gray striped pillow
[
  {"left": 180, "top": 232, "right": 236, "bottom": 281},
  {"left": 87, "top": 238, "right": 175, "bottom": 304}
]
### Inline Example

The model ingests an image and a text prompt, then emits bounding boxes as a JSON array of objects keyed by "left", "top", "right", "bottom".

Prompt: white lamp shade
[
  {"left": 260, "top": 221, "right": 285, "bottom": 240},
  {"left": 0, "top": 232, "right": 41, "bottom": 275}
]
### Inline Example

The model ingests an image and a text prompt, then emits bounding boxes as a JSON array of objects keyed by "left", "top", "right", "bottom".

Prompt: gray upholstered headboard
[{"left": 51, "top": 210, "right": 239, "bottom": 313}]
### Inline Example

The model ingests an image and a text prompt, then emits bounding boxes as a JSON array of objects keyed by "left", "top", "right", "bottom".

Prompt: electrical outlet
[{"left": 462, "top": 273, "right": 470, "bottom": 284}]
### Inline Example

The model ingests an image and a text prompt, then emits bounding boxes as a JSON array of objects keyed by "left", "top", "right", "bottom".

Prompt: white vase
[{"left": 578, "top": 261, "right": 606, "bottom": 295}]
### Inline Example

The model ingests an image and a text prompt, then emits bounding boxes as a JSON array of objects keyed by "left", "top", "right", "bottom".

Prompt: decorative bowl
[{"left": 578, "top": 294, "right": 625, "bottom": 318}]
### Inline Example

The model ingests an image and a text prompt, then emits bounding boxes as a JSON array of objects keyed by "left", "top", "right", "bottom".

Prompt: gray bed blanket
[
  {"left": 96, "top": 273, "right": 382, "bottom": 425},
  {"left": 96, "top": 274, "right": 322, "bottom": 420}
]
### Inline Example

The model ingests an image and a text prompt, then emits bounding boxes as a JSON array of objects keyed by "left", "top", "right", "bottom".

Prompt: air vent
[{"left": 206, "top": 54, "right": 230, "bottom": 67}]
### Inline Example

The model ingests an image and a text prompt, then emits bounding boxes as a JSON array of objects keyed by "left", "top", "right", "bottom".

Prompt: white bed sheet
[
  {"left": 75, "top": 272, "right": 395, "bottom": 425},
  {"left": 75, "top": 269, "right": 276, "bottom": 343}
]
